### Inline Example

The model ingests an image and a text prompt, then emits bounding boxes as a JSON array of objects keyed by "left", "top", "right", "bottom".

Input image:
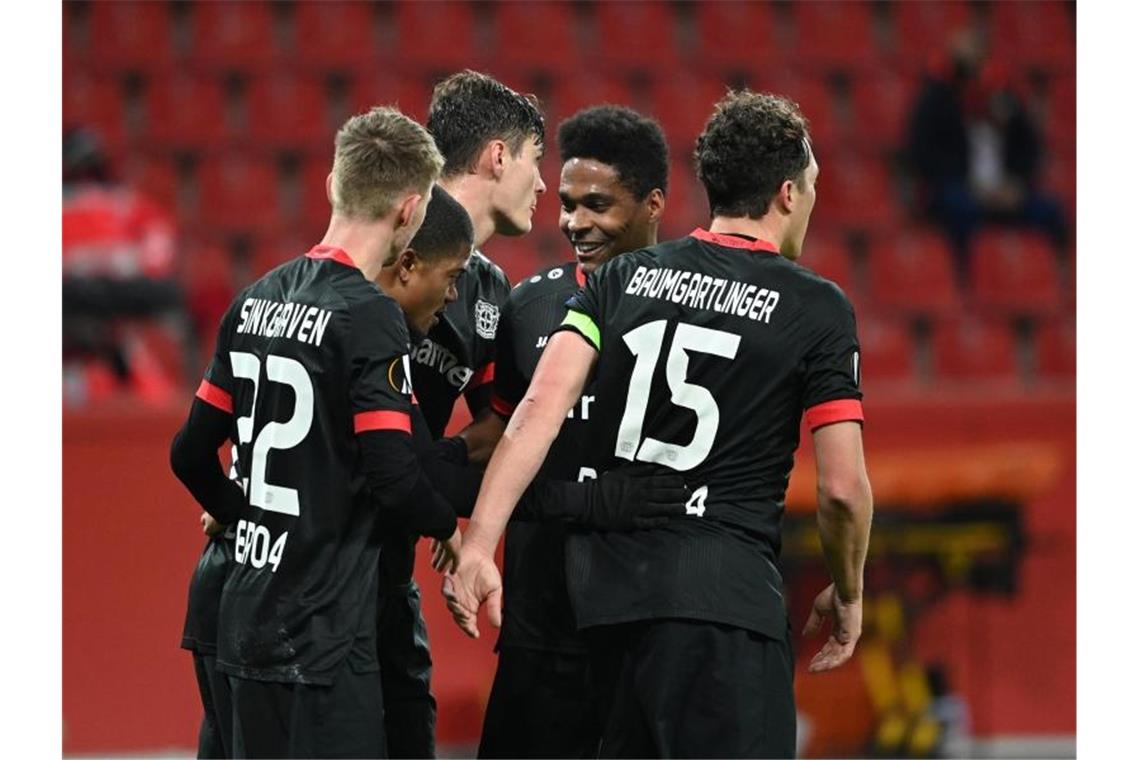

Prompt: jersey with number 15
[
  {"left": 194, "top": 245, "right": 415, "bottom": 685},
  {"left": 556, "top": 228, "right": 864, "bottom": 641}
]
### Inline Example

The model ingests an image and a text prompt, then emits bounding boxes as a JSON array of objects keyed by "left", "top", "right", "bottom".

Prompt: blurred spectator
[
  {"left": 905, "top": 29, "right": 1068, "bottom": 286},
  {"left": 63, "top": 127, "right": 187, "bottom": 406}
]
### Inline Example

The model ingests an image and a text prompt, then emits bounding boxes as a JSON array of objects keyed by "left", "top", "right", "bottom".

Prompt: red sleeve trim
[
  {"left": 469, "top": 362, "right": 495, "bottom": 389},
  {"left": 195, "top": 379, "right": 233, "bottom": 414},
  {"left": 805, "top": 399, "right": 864, "bottom": 431},
  {"left": 354, "top": 410, "right": 412, "bottom": 434},
  {"left": 491, "top": 394, "right": 516, "bottom": 418}
]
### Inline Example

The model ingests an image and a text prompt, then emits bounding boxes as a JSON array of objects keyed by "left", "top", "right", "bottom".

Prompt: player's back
[
  {"left": 564, "top": 229, "right": 862, "bottom": 639},
  {"left": 211, "top": 246, "right": 413, "bottom": 685}
]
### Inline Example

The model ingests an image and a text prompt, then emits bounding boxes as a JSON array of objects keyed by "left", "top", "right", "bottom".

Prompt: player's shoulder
[
  {"left": 463, "top": 248, "right": 511, "bottom": 296},
  {"left": 509, "top": 261, "right": 579, "bottom": 307},
  {"left": 344, "top": 283, "right": 411, "bottom": 348},
  {"left": 787, "top": 260, "right": 855, "bottom": 315},
  {"left": 593, "top": 239, "right": 680, "bottom": 283}
]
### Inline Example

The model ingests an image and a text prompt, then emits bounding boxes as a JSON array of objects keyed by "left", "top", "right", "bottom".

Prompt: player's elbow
[
  {"left": 169, "top": 426, "right": 195, "bottom": 484},
  {"left": 817, "top": 470, "right": 872, "bottom": 519}
]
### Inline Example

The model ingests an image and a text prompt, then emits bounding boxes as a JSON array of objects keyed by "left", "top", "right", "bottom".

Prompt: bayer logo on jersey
[
  {"left": 474, "top": 298, "right": 501, "bottom": 340},
  {"left": 387, "top": 354, "right": 414, "bottom": 395}
]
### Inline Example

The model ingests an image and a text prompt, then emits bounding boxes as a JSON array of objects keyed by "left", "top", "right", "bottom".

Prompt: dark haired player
[
  {"left": 170, "top": 107, "right": 461, "bottom": 758},
  {"left": 446, "top": 91, "right": 874, "bottom": 758},
  {"left": 376, "top": 69, "right": 547, "bottom": 759},
  {"left": 476, "top": 105, "right": 669, "bottom": 759}
]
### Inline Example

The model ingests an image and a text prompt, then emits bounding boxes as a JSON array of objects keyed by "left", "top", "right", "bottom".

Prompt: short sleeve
[
  {"left": 348, "top": 296, "right": 415, "bottom": 435},
  {"left": 802, "top": 285, "right": 864, "bottom": 431},
  {"left": 554, "top": 264, "right": 605, "bottom": 352},
  {"left": 195, "top": 294, "right": 244, "bottom": 414}
]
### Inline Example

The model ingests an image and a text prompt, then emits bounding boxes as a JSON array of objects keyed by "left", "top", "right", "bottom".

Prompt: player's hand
[
  {"left": 441, "top": 547, "right": 502, "bottom": 640},
  {"left": 802, "top": 583, "right": 862, "bottom": 673},
  {"left": 586, "top": 464, "right": 691, "bottom": 530},
  {"left": 431, "top": 526, "right": 462, "bottom": 574},
  {"left": 201, "top": 512, "right": 225, "bottom": 537}
]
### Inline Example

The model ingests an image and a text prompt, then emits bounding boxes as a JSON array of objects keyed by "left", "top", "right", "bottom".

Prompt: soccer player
[
  {"left": 477, "top": 105, "right": 669, "bottom": 759},
  {"left": 376, "top": 70, "right": 546, "bottom": 758},
  {"left": 170, "top": 106, "right": 461, "bottom": 758},
  {"left": 445, "top": 91, "right": 874, "bottom": 758}
]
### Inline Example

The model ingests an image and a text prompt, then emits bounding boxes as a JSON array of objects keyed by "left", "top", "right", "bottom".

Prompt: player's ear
[
  {"left": 645, "top": 188, "right": 666, "bottom": 224},
  {"left": 775, "top": 178, "right": 796, "bottom": 215},
  {"left": 396, "top": 192, "right": 424, "bottom": 230},
  {"left": 325, "top": 172, "right": 335, "bottom": 206},
  {"left": 487, "top": 139, "right": 508, "bottom": 180},
  {"left": 397, "top": 249, "right": 418, "bottom": 282}
]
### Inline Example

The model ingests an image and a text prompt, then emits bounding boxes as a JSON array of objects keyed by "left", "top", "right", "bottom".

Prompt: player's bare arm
[
  {"left": 444, "top": 330, "right": 597, "bottom": 637},
  {"left": 803, "top": 420, "right": 873, "bottom": 673}
]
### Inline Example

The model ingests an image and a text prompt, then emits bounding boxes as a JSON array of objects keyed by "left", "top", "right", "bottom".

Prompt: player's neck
[
  {"left": 319, "top": 216, "right": 394, "bottom": 281},
  {"left": 708, "top": 216, "right": 785, "bottom": 250},
  {"left": 439, "top": 175, "right": 496, "bottom": 251}
]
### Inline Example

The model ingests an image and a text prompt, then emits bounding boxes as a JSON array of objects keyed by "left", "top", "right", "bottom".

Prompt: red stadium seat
[
  {"left": 857, "top": 317, "right": 916, "bottom": 383},
  {"left": 818, "top": 157, "right": 901, "bottom": 233},
  {"left": 492, "top": 1, "right": 580, "bottom": 75},
  {"left": 244, "top": 73, "right": 331, "bottom": 150},
  {"left": 191, "top": 0, "right": 279, "bottom": 70},
  {"left": 545, "top": 75, "right": 638, "bottom": 129},
  {"left": 971, "top": 230, "right": 1063, "bottom": 317},
  {"left": 648, "top": 74, "right": 730, "bottom": 152},
  {"left": 1042, "top": 155, "right": 1075, "bottom": 220},
  {"left": 659, "top": 160, "right": 708, "bottom": 242},
  {"left": 890, "top": 0, "right": 972, "bottom": 68},
  {"left": 196, "top": 155, "right": 281, "bottom": 233},
  {"left": 88, "top": 0, "right": 176, "bottom": 71},
  {"left": 592, "top": 1, "right": 679, "bottom": 74},
  {"left": 691, "top": 1, "right": 778, "bottom": 76},
  {"left": 790, "top": 1, "right": 880, "bottom": 70},
  {"left": 850, "top": 68, "right": 917, "bottom": 149},
  {"left": 122, "top": 155, "right": 181, "bottom": 216},
  {"left": 483, "top": 235, "right": 544, "bottom": 286},
  {"left": 799, "top": 236, "right": 857, "bottom": 302},
  {"left": 141, "top": 74, "right": 231, "bottom": 150},
  {"left": 767, "top": 74, "right": 839, "bottom": 157},
  {"left": 930, "top": 316, "right": 1018, "bottom": 381},
  {"left": 990, "top": 0, "right": 1074, "bottom": 70},
  {"left": 292, "top": 1, "right": 378, "bottom": 72},
  {"left": 300, "top": 158, "right": 335, "bottom": 231},
  {"left": 63, "top": 72, "right": 126, "bottom": 147},
  {"left": 350, "top": 72, "right": 432, "bottom": 125},
  {"left": 1041, "top": 74, "right": 1076, "bottom": 150},
  {"left": 393, "top": 1, "right": 481, "bottom": 72},
  {"left": 1034, "top": 318, "right": 1075, "bottom": 379},
  {"left": 866, "top": 229, "right": 960, "bottom": 318}
]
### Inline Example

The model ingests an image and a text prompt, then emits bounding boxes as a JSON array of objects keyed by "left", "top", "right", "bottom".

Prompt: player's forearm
[
  {"left": 816, "top": 475, "right": 873, "bottom": 602},
  {"left": 457, "top": 410, "right": 506, "bottom": 466},
  {"left": 170, "top": 420, "right": 243, "bottom": 526}
]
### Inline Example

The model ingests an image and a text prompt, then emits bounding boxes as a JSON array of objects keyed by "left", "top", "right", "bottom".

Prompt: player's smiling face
[
  {"left": 559, "top": 158, "right": 655, "bottom": 274},
  {"left": 492, "top": 135, "right": 547, "bottom": 236}
]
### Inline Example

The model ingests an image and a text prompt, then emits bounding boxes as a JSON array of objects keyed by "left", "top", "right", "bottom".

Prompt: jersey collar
[
  {"left": 690, "top": 227, "right": 779, "bottom": 255},
  {"left": 306, "top": 245, "right": 358, "bottom": 269},
  {"left": 575, "top": 263, "right": 587, "bottom": 287}
]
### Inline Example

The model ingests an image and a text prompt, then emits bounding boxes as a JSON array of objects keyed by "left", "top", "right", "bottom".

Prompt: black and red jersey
[
  {"left": 555, "top": 229, "right": 864, "bottom": 639},
  {"left": 194, "top": 245, "right": 416, "bottom": 684},
  {"left": 492, "top": 261, "right": 592, "bottom": 654},
  {"left": 410, "top": 249, "right": 510, "bottom": 437}
]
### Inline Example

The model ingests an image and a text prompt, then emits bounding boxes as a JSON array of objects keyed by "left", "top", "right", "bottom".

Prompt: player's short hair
[
  {"left": 695, "top": 90, "right": 812, "bottom": 220},
  {"left": 407, "top": 185, "right": 474, "bottom": 263},
  {"left": 557, "top": 105, "right": 669, "bottom": 200},
  {"left": 427, "top": 70, "right": 545, "bottom": 177},
  {"left": 330, "top": 106, "right": 444, "bottom": 221}
]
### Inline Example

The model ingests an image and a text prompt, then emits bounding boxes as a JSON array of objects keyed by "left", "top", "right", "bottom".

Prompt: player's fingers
[
  {"left": 488, "top": 588, "right": 503, "bottom": 629},
  {"left": 803, "top": 606, "right": 824, "bottom": 637}
]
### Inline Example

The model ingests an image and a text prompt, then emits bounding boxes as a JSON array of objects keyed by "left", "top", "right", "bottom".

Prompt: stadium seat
[
  {"left": 857, "top": 317, "right": 916, "bottom": 383},
  {"left": 484, "top": 235, "right": 545, "bottom": 285},
  {"left": 63, "top": 72, "right": 126, "bottom": 147},
  {"left": 1042, "top": 155, "right": 1076, "bottom": 220},
  {"left": 251, "top": 233, "right": 312, "bottom": 279},
  {"left": 545, "top": 75, "right": 638, "bottom": 129},
  {"left": 691, "top": 1, "right": 778, "bottom": 76},
  {"left": 195, "top": 155, "right": 281, "bottom": 233},
  {"left": 141, "top": 74, "right": 231, "bottom": 150},
  {"left": 790, "top": 1, "right": 881, "bottom": 70},
  {"left": 660, "top": 160, "right": 709, "bottom": 241},
  {"left": 1041, "top": 74, "right": 1076, "bottom": 150},
  {"left": 799, "top": 236, "right": 857, "bottom": 302},
  {"left": 1033, "top": 318, "right": 1075, "bottom": 379},
  {"left": 349, "top": 72, "right": 433, "bottom": 125},
  {"left": 491, "top": 0, "right": 581, "bottom": 76},
  {"left": 818, "top": 158, "right": 901, "bottom": 233},
  {"left": 865, "top": 229, "right": 960, "bottom": 318},
  {"left": 890, "top": 0, "right": 972, "bottom": 68},
  {"left": 648, "top": 74, "right": 731, "bottom": 153},
  {"left": 851, "top": 69, "right": 917, "bottom": 150},
  {"left": 299, "top": 157, "right": 335, "bottom": 232},
  {"left": 88, "top": 0, "right": 176, "bottom": 71},
  {"left": 930, "top": 316, "right": 1018, "bottom": 381},
  {"left": 244, "top": 73, "right": 331, "bottom": 150},
  {"left": 971, "top": 230, "right": 1063, "bottom": 318},
  {"left": 592, "top": 1, "right": 679, "bottom": 74},
  {"left": 989, "top": 0, "right": 1074, "bottom": 70},
  {"left": 122, "top": 155, "right": 181, "bottom": 215},
  {"left": 291, "top": 1, "right": 379, "bottom": 72},
  {"left": 393, "top": 1, "right": 481, "bottom": 73},
  {"left": 767, "top": 74, "right": 839, "bottom": 157},
  {"left": 190, "top": 0, "right": 280, "bottom": 70}
]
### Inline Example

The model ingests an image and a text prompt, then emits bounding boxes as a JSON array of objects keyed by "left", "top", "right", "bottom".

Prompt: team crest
[{"left": 474, "top": 299, "right": 500, "bottom": 340}]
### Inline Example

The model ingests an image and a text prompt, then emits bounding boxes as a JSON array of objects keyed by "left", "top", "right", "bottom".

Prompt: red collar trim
[
  {"left": 306, "top": 245, "right": 358, "bottom": 269},
  {"left": 690, "top": 228, "right": 779, "bottom": 255},
  {"left": 575, "top": 264, "right": 587, "bottom": 287}
]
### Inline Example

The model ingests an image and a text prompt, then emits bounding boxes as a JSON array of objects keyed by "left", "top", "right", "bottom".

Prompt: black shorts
[
  {"left": 478, "top": 646, "right": 598, "bottom": 759},
  {"left": 229, "top": 667, "right": 385, "bottom": 759},
  {"left": 377, "top": 580, "right": 436, "bottom": 759},
  {"left": 586, "top": 618, "right": 796, "bottom": 759},
  {"left": 192, "top": 651, "right": 233, "bottom": 760}
]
